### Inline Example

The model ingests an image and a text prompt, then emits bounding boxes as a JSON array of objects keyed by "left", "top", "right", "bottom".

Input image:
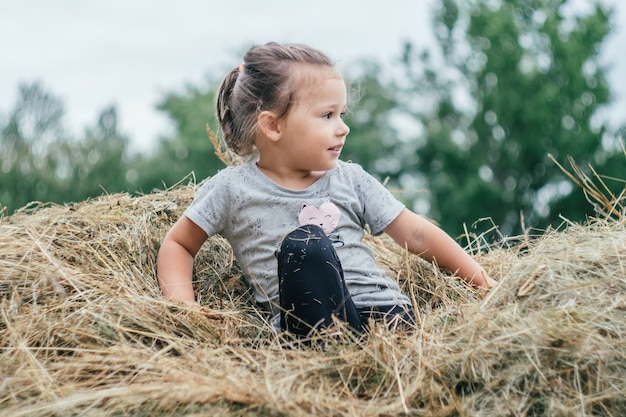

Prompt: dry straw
[{"left": 1, "top": 151, "right": 625, "bottom": 416}]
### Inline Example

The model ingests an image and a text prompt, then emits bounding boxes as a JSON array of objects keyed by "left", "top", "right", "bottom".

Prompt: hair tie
[{"left": 238, "top": 64, "right": 244, "bottom": 73}]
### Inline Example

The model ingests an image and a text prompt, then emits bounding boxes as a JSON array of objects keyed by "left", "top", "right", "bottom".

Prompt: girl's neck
[{"left": 255, "top": 161, "right": 326, "bottom": 190}]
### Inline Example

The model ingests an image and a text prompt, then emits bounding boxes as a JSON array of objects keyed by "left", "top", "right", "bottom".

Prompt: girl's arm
[
  {"left": 157, "top": 215, "right": 208, "bottom": 305},
  {"left": 384, "top": 209, "right": 496, "bottom": 291}
]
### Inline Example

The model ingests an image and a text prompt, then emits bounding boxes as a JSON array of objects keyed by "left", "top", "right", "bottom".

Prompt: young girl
[{"left": 157, "top": 42, "right": 496, "bottom": 337}]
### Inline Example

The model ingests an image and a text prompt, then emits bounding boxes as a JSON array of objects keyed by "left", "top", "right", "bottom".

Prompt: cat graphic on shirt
[{"left": 298, "top": 200, "right": 344, "bottom": 245}]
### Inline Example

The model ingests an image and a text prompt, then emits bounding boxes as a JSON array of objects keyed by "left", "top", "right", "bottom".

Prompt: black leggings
[{"left": 277, "top": 224, "right": 414, "bottom": 337}]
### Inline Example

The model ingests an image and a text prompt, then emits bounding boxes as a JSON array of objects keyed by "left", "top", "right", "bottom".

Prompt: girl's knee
[{"left": 279, "top": 224, "right": 333, "bottom": 254}]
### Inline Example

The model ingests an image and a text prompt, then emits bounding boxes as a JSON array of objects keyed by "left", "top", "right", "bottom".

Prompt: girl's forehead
[
  {"left": 291, "top": 65, "right": 345, "bottom": 98},
  {"left": 293, "top": 65, "right": 343, "bottom": 88}
]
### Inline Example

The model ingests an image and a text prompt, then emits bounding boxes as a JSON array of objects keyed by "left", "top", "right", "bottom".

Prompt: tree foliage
[
  {"left": 0, "top": 83, "right": 132, "bottom": 214},
  {"left": 1, "top": 83, "right": 66, "bottom": 213},
  {"left": 399, "top": 0, "right": 621, "bottom": 236},
  {"left": 2, "top": 1, "right": 624, "bottom": 234},
  {"left": 52, "top": 106, "right": 130, "bottom": 201},
  {"left": 342, "top": 61, "right": 402, "bottom": 179},
  {"left": 128, "top": 83, "right": 224, "bottom": 194}
]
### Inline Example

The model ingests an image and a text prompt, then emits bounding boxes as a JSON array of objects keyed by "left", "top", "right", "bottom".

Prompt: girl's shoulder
[
  {"left": 217, "top": 162, "right": 255, "bottom": 176},
  {"left": 199, "top": 162, "right": 255, "bottom": 184},
  {"left": 334, "top": 159, "right": 362, "bottom": 173},
  {"left": 333, "top": 160, "right": 372, "bottom": 180},
  {"left": 192, "top": 163, "right": 257, "bottom": 201}
]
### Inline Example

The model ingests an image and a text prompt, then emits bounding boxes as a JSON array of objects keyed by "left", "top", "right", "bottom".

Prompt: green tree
[
  {"left": 0, "top": 83, "right": 134, "bottom": 214},
  {"left": 128, "top": 81, "right": 224, "bottom": 193},
  {"left": 0, "top": 83, "right": 66, "bottom": 213},
  {"left": 51, "top": 106, "right": 131, "bottom": 202},
  {"left": 342, "top": 61, "right": 403, "bottom": 180},
  {"left": 400, "top": 0, "right": 617, "bottom": 236}
]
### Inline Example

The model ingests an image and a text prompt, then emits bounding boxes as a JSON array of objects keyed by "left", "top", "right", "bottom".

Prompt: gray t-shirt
[{"left": 185, "top": 160, "right": 411, "bottom": 310}]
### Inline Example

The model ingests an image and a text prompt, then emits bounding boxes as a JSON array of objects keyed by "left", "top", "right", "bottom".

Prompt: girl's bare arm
[
  {"left": 384, "top": 209, "right": 496, "bottom": 290},
  {"left": 157, "top": 216, "right": 208, "bottom": 305}
]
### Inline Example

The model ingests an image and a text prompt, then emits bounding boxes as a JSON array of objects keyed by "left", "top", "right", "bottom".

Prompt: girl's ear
[{"left": 258, "top": 111, "right": 282, "bottom": 143}]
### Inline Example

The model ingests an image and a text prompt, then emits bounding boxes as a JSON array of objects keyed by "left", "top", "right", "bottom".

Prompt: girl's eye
[{"left": 323, "top": 111, "right": 347, "bottom": 119}]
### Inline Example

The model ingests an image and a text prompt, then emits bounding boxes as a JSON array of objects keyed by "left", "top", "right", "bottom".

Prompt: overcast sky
[{"left": 1, "top": 0, "right": 624, "bottom": 152}]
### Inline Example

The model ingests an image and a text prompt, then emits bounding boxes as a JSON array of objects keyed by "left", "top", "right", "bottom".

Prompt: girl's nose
[{"left": 338, "top": 120, "right": 350, "bottom": 136}]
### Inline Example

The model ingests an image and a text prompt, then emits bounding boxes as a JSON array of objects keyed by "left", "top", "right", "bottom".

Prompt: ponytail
[{"left": 216, "top": 68, "right": 247, "bottom": 154}]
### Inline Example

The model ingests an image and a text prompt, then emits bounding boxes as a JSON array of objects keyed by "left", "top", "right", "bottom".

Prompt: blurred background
[{"left": 1, "top": 0, "right": 625, "bottom": 238}]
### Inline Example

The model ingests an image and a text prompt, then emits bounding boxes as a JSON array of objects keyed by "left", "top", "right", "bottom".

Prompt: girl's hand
[
  {"left": 178, "top": 299, "right": 224, "bottom": 320},
  {"left": 484, "top": 275, "right": 497, "bottom": 289},
  {"left": 477, "top": 274, "right": 497, "bottom": 297}
]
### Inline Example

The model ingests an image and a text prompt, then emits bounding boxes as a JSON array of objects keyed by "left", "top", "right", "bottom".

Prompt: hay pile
[{"left": 1, "top": 181, "right": 625, "bottom": 416}]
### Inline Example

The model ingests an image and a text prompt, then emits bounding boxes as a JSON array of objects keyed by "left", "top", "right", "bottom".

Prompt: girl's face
[{"left": 275, "top": 67, "right": 350, "bottom": 174}]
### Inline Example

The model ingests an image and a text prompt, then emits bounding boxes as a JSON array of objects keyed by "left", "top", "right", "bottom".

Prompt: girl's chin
[{"left": 323, "top": 160, "right": 339, "bottom": 170}]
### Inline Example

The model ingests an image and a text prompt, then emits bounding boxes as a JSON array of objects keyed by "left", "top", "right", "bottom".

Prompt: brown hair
[{"left": 215, "top": 42, "right": 334, "bottom": 156}]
